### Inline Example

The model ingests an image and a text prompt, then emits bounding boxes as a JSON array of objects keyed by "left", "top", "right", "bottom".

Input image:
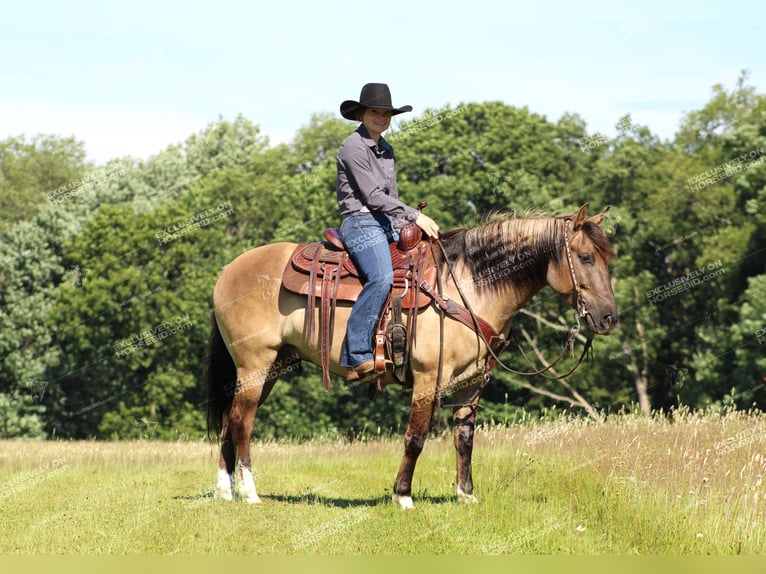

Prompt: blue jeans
[{"left": 340, "top": 212, "right": 398, "bottom": 368}]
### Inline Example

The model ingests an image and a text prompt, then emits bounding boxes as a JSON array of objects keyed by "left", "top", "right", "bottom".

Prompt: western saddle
[
  {"left": 280, "top": 214, "right": 507, "bottom": 392},
  {"left": 281, "top": 220, "right": 435, "bottom": 391}
]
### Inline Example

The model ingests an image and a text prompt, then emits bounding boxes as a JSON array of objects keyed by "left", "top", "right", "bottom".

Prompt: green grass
[{"left": 1, "top": 408, "right": 765, "bottom": 555}]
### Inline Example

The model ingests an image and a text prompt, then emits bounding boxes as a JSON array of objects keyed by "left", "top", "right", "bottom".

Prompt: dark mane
[
  {"left": 438, "top": 211, "right": 611, "bottom": 294},
  {"left": 439, "top": 213, "right": 564, "bottom": 293}
]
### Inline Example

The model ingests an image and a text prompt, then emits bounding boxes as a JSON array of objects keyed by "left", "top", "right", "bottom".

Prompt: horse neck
[{"left": 446, "top": 216, "right": 564, "bottom": 330}]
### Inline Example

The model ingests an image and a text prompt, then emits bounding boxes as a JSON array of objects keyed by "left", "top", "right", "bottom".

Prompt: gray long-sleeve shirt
[{"left": 336, "top": 124, "right": 419, "bottom": 230}]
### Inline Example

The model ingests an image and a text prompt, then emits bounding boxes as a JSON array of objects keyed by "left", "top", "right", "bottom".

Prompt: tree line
[{"left": 1, "top": 72, "right": 764, "bottom": 439}]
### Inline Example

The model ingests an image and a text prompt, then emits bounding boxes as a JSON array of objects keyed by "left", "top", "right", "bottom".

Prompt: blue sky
[{"left": 1, "top": 0, "right": 764, "bottom": 164}]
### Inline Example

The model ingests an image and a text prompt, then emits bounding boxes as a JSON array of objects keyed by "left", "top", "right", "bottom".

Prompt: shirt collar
[{"left": 356, "top": 124, "right": 392, "bottom": 153}]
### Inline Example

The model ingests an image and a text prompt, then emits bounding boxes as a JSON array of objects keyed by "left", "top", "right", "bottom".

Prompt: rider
[{"left": 336, "top": 82, "right": 440, "bottom": 380}]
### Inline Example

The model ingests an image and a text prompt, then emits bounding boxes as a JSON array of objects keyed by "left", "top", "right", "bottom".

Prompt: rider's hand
[{"left": 415, "top": 213, "right": 440, "bottom": 239}]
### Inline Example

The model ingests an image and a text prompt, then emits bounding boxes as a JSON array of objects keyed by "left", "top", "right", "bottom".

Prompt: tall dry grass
[{"left": 1, "top": 408, "right": 764, "bottom": 554}]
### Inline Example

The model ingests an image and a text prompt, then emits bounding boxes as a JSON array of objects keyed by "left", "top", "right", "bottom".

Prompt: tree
[
  {"left": 4, "top": 82, "right": 766, "bottom": 439},
  {"left": 0, "top": 134, "right": 89, "bottom": 232}
]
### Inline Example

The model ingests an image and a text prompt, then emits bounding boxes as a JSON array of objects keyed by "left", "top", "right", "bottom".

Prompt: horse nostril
[{"left": 600, "top": 314, "right": 614, "bottom": 330}]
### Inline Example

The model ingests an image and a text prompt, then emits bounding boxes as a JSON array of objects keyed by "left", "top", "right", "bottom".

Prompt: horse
[{"left": 205, "top": 204, "right": 617, "bottom": 509}]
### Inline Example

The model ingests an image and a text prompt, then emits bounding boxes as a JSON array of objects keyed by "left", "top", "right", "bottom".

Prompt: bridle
[
  {"left": 434, "top": 218, "right": 594, "bottom": 384},
  {"left": 563, "top": 219, "right": 589, "bottom": 333}
]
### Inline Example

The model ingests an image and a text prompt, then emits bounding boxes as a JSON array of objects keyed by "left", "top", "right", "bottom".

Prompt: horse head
[{"left": 547, "top": 204, "right": 617, "bottom": 335}]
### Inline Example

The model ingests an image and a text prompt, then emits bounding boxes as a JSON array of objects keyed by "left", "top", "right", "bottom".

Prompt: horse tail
[{"left": 205, "top": 311, "right": 236, "bottom": 442}]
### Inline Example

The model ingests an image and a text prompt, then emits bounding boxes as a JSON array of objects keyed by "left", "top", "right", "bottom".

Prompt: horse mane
[{"left": 438, "top": 210, "right": 610, "bottom": 294}]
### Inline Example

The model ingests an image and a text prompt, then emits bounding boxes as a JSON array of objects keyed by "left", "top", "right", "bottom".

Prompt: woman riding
[{"left": 336, "top": 82, "right": 440, "bottom": 380}]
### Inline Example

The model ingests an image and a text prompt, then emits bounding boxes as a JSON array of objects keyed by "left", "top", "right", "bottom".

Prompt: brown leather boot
[
  {"left": 345, "top": 359, "right": 376, "bottom": 382},
  {"left": 345, "top": 359, "right": 393, "bottom": 382}
]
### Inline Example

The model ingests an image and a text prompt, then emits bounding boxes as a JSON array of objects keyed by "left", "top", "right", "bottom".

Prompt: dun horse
[{"left": 205, "top": 204, "right": 617, "bottom": 508}]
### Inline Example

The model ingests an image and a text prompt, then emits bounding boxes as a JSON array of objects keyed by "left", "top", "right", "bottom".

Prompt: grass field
[{"left": 1, "top": 408, "right": 765, "bottom": 555}]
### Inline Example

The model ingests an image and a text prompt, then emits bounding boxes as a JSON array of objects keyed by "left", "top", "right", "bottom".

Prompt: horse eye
[{"left": 579, "top": 254, "right": 595, "bottom": 265}]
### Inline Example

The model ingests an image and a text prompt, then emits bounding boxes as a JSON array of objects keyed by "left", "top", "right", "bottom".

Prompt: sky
[{"left": 1, "top": 0, "right": 764, "bottom": 164}]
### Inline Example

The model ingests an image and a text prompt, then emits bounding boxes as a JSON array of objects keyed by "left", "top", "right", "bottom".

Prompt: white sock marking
[
  {"left": 237, "top": 465, "right": 262, "bottom": 504},
  {"left": 392, "top": 493, "right": 415, "bottom": 509},
  {"left": 214, "top": 468, "right": 234, "bottom": 501},
  {"left": 456, "top": 485, "right": 478, "bottom": 504}
]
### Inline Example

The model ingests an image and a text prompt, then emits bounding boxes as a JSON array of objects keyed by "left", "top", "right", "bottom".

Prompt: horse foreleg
[
  {"left": 454, "top": 396, "right": 480, "bottom": 504},
  {"left": 392, "top": 388, "right": 435, "bottom": 509},
  {"left": 215, "top": 413, "right": 236, "bottom": 500}
]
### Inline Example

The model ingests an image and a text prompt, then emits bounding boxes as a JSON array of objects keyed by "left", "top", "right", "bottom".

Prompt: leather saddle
[
  {"left": 282, "top": 228, "right": 436, "bottom": 308},
  {"left": 281, "top": 223, "right": 436, "bottom": 390}
]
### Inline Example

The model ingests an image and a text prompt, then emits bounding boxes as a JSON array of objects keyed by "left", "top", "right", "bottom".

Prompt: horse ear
[
  {"left": 588, "top": 206, "right": 611, "bottom": 227},
  {"left": 572, "top": 203, "right": 589, "bottom": 231}
]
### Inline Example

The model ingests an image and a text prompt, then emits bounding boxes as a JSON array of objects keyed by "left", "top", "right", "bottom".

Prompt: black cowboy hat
[{"left": 340, "top": 83, "right": 413, "bottom": 120}]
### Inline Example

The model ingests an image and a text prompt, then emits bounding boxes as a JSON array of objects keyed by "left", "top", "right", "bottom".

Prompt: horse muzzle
[{"left": 584, "top": 309, "right": 618, "bottom": 335}]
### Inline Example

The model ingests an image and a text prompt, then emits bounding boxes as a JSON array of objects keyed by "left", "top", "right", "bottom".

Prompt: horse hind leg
[
  {"left": 229, "top": 353, "right": 280, "bottom": 504},
  {"left": 215, "top": 414, "right": 236, "bottom": 501}
]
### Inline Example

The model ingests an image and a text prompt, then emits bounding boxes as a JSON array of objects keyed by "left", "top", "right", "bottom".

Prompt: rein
[{"left": 431, "top": 240, "right": 446, "bottom": 429}]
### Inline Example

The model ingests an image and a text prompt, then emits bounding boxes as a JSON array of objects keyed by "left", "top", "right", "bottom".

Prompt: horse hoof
[
  {"left": 392, "top": 494, "right": 415, "bottom": 509},
  {"left": 242, "top": 493, "right": 263, "bottom": 504},
  {"left": 457, "top": 486, "right": 479, "bottom": 504},
  {"left": 214, "top": 487, "right": 234, "bottom": 501},
  {"left": 236, "top": 466, "right": 261, "bottom": 504}
]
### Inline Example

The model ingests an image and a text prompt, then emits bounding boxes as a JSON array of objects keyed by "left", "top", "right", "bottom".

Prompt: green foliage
[
  {"left": 1, "top": 76, "right": 766, "bottom": 439},
  {"left": 0, "top": 134, "right": 89, "bottom": 232},
  {"left": 0, "top": 391, "right": 46, "bottom": 438}
]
